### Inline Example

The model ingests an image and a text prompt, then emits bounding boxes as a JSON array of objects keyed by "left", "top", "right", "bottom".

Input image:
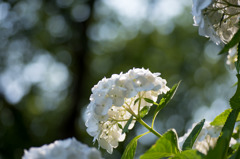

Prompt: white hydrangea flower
[
  {"left": 179, "top": 121, "right": 237, "bottom": 155},
  {"left": 22, "top": 138, "right": 102, "bottom": 159},
  {"left": 85, "top": 68, "right": 169, "bottom": 154},
  {"left": 192, "top": 0, "right": 240, "bottom": 68},
  {"left": 192, "top": 0, "right": 222, "bottom": 44}
]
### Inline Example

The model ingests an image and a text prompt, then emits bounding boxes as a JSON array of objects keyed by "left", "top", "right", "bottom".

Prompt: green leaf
[
  {"left": 118, "top": 123, "right": 123, "bottom": 129},
  {"left": 134, "top": 98, "right": 140, "bottom": 105},
  {"left": 210, "top": 109, "right": 231, "bottom": 126},
  {"left": 229, "top": 145, "right": 240, "bottom": 159},
  {"left": 122, "top": 116, "right": 133, "bottom": 134},
  {"left": 205, "top": 109, "right": 240, "bottom": 159},
  {"left": 154, "top": 81, "right": 181, "bottom": 116},
  {"left": 170, "top": 150, "right": 204, "bottom": 159},
  {"left": 121, "top": 132, "right": 149, "bottom": 159},
  {"left": 140, "top": 129, "right": 180, "bottom": 159},
  {"left": 144, "top": 98, "right": 154, "bottom": 104},
  {"left": 211, "top": 109, "right": 240, "bottom": 126},
  {"left": 140, "top": 106, "right": 150, "bottom": 118},
  {"left": 219, "top": 29, "right": 240, "bottom": 55},
  {"left": 230, "top": 75, "right": 240, "bottom": 109},
  {"left": 182, "top": 119, "right": 205, "bottom": 151}
]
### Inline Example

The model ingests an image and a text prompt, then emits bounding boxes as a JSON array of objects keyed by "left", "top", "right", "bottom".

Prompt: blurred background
[{"left": 0, "top": 0, "right": 237, "bottom": 158}]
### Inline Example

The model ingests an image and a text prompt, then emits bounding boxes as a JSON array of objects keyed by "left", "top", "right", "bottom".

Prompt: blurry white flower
[
  {"left": 192, "top": 0, "right": 240, "bottom": 68},
  {"left": 22, "top": 138, "right": 102, "bottom": 159},
  {"left": 179, "top": 121, "right": 237, "bottom": 155},
  {"left": 85, "top": 68, "right": 169, "bottom": 153},
  {"left": 192, "top": 0, "right": 221, "bottom": 44}
]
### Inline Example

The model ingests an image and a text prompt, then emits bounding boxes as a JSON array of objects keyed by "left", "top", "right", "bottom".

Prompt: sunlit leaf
[
  {"left": 211, "top": 109, "right": 240, "bottom": 126},
  {"left": 140, "top": 106, "right": 150, "bottom": 118},
  {"left": 121, "top": 132, "right": 149, "bottom": 159},
  {"left": 140, "top": 129, "right": 180, "bottom": 159},
  {"left": 170, "top": 150, "right": 204, "bottom": 159},
  {"left": 182, "top": 119, "right": 205, "bottom": 151}
]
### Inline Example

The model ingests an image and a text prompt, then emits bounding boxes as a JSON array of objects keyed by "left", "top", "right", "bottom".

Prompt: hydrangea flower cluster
[
  {"left": 179, "top": 121, "right": 236, "bottom": 154},
  {"left": 85, "top": 68, "right": 169, "bottom": 154},
  {"left": 22, "top": 138, "right": 102, "bottom": 159},
  {"left": 192, "top": 0, "right": 240, "bottom": 68}
]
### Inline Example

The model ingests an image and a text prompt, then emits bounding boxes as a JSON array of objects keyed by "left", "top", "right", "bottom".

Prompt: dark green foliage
[
  {"left": 182, "top": 119, "right": 205, "bottom": 151},
  {"left": 154, "top": 81, "right": 181, "bottom": 116},
  {"left": 118, "top": 123, "right": 123, "bottom": 129},
  {"left": 144, "top": 98, "right": 154, "bottom": 104},
  {"left": 122, "top": 116, "right": 133, "bottom": 134},
  {"left": 232, "top": 125, "right": 240, "bottom": 140},
  {"left": 229, "top": 145, "right": 240, "bottom": 159},
  {"left": 230, "top": 75, "right": 240, "bottom": 109},
  {"left": 134, "top": 98, "right": 140, "bottom": 106}
]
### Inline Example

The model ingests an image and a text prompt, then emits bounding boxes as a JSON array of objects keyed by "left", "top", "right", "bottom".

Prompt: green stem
[
  {"left": 124, "top": 101, "right": 162, "bottom": 138},
  {"left": 151, "top": 113, "right": 158, "bottom": 128},
  {"left": 137, "top": 118, "right": 162, "bottom": 138},
  {"left": 151, "top": 103, "right": 164, "bottom": 128},
  {"left": 124, "top": 106, "right": 138, "bottom": 118},
  {"left": 137, "top": 93, "right": 142, "bottom": 118}
]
